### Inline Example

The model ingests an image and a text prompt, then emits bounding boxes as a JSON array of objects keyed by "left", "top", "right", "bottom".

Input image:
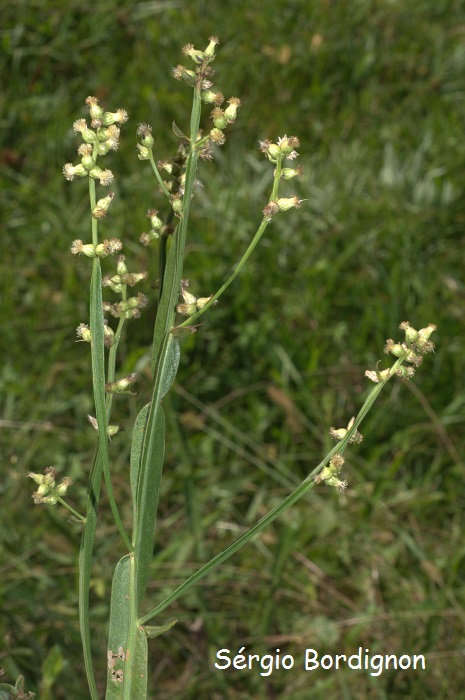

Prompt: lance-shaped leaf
[{"left": 105, "top": 556, "right": 148, "bottom": 700}]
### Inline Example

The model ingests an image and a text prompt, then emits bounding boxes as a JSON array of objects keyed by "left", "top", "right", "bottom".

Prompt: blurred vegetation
[{"left": 1, "top": 0, "right": 464, "bottom": 698}]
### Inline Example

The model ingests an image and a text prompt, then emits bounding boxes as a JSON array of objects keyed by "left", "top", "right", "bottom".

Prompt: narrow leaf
[
  {"left": 133, "top": 408, "right": 165, "bottom": 606},
  {"left": 134, "top": 333, "right": 180, "bottom": 605},
  {"left": 105, "top": 557, "right": 148, "bottom": 699},
  {"left": 159, "top": 335, "right": 180, "bottom": 399},
  {"left": 130, "top": 402, "right": 150, "bottom": 514}
]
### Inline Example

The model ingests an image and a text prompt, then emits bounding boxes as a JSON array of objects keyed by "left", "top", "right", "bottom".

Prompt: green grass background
[{"left": 1, "top": 0, "right": 464, "bottom": 697}]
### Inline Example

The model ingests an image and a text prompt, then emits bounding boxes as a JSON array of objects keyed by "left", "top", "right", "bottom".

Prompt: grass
[{"left": 1, "top": 0, "right": 464, "bottom": 697}]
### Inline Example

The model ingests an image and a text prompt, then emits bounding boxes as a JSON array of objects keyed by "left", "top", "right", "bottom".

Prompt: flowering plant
[{"left": 26, "top": 39, "right": 436, "bottom": 699}]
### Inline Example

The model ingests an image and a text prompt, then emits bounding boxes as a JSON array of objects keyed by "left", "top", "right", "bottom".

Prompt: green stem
[
  {"left": 139, "top": 354, "right": 407, "bottom": 625},
  {"left": 158, "top": 235, "right": 168, "bottom": 302},
  {"left": 103, "top": 311, "right": 133, "bottom": 553},
  {"left": 174, "top": 216, "right": 270, "bottom": 329},
  {"left": 150, "top": 90, "right": 202, "bottom": 370},
  {"left": 114, "top": 77, "right": 205, "bottom": 698},
  {"left": 79, "top": 177, "right": 111, "bottom": 699},
  {"left": 174, "top": 158, "right": 284, "bottom": 330},
  {"left": 147, "top": 150, "right": 171, "bottom": 199},
  {"left": 157, "top": 210, "right": 175, "bottom": 304},
  {"left": 56, "top": 496, "right": 86, "bottom": 522}
]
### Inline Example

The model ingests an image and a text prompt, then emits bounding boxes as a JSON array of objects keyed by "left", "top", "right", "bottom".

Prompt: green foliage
[{"left": 1, "top": 0, "right": 464, "bottom": 698}]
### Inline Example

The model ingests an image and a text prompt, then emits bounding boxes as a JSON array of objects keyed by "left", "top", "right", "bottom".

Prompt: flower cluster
[
  {"left": 105, "top": 372, "right": 137, "bottom": 395},
  {"left": 28, "top": 467, "right": 72, "bottom": 505},
  {"left": 365, "top": 322, "right": 436, "bottom": 383},
  {"left": 319, "top": 322, "right": 436, "bottom": 491},
  {"left": 260, "top": 136, "right": 304, "bottom": 219},
  {"left": 329, "top": 416, "right": 363, "bottom": 445},
  {"left": 259, "top": 135, "right": 300, "bottom": 164},
  {"left": 63, "top": 99, "right": 148, "bottom": 402},
  {"left": 63, "top": 97, "right": 127, "bottom": 182},
  {"left": 71, "top": 234, "right": 122, "bottom": 258},
  {"left": 176, "top": 282, "right": 216, "bottom": 316},
  {"left": 140, "top": 207, "right": 176, "bottom": 246},
  {"left": 314, "top": 454, "right": 347, "bottom": 492},
  {"left": 171, "top": 37, "right": 241, "bottom": 160},
  {"left": 76, "top": 319, "right": 115, "bottom": 348}
]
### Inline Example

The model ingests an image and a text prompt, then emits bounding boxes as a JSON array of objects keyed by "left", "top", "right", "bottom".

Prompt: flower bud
[
  {"left": 329, "top": 427, "right": 347, "bottom": 441},
  {"left": 365, "top": 368, "right": 391, "bottom": 383},
  {"left": 28, "top": 472, "right": 45, "bottom": 485},
  {"left": 103, "top": 323, "right": 115, "bottom": 347},
  {"left": 211, "top": 108, "right": 228, "bottom": 129},
  {"left": 73, "top": 119, "right": 97, "bottom": 144},
  {"left": 92, "top": 192, "right": 115, "bottom": 219},
  {"left": 259, "top": 141, "right": 281, "bottom": 162},
  {"left": 182, "top": 44, "right": 205, "bottom": 64},
  {"left": 415, "top": 338, "right": 435, "bottom": 354},
  {"left": 140, "top": 231, "right": 159, "bottom": 245},
  {"left": 71, "top": 240, "right": 96, "bottom": 257},
  {"left": 277, "top": 135, "right": 300, "bottom": 156},
  {"left": 124, "top": 308, "right": 142, "bottom": 319},
  {"left": 209, "top": 128, "right": 226, "bottom": 145},
  {"left": 76, "top": 323, "right": 92, "bottom": 341},
  {"left": 105, "top": 372, "right": 137, "bottom": 393},
  {"left": 43, "top": 467, "right": 57, "bottom": 485},
  {"left": 56, "top": 477, "right": 73, "bottom": 496},
  {"left": 97, "top": 169, "right": 114, "bottom": 186},
  {"left": 102, "top": 109, "right": 128, "bottom": 126},
  {"left": 172, "top": 64, "right": 197, "bottom": 86},
  {"left": 96, "top": 127, "right": 110, "bottom": 142},
  {"left": 276, "top": 196, "right": 302, "bottom": 211},
  {"left": 81, "top": 154, "right": 96, "bottom": 171},
  {"left": 125, "top": 293, "right": 147, "bottom": 310},
  {"left": 85, "top": 96, "right": 104, "bottom": 121},
  {"left": 314, "top": 454, "right": 346, "bottom": 490},
  {"left": 103, "top": 274, "right": 122, "bottom": 293},
  {"left": 405, "top": 350, "right": 422, "bottom": 366},
  {"left": 116, "top": 255, "right": 128, "bottom": 276},
  {"left": 171, "top": 193, "right": 183, "bottom": 215},
  {"left": 177, "top": 303, "right": 197, "bottom": 316},
  {"left": 314, "top": 465, "right": 332, "bottom": 484},
  {"left": 263, "top": 201, "right": 280, "bottom": 219},
  {"left": 63, "top": 163, "right": 87, "bottom": 181},
  {"left": 204, "top": 36, "right": 219, "bottom": 59},
  {"left": 224, "top": 97, "right": 241, "bottom": 123},
  {"left": 176, "top": 288, "right": 195, "bottom": 313},
  {"left": 94, "top": 238, "right": 122, "bottom": 257},
  {"left": 42, "top": 495, "right": 58, "bottom": 505},
  {"left": 281, "top": 166, "right": 303, "bottom": 180},
  {"left": 137, "top": 144, "right": 150, "bottom": 160},
  {"left": 384, "top": 340, "right": 405, "bottom": 357},
  {"left": 137, "top": 123, "right": 154, "bottom": 148},
  {"left": 417, "top": 324, "right": 437, "bottom": 343},
  {"left": 122, "top": 272, "right": 148, "bottom": 287},
  {"left": 399, "top": 321, "right": 418, "bottom": 344},
  {"left": 330, "top": 454, "right": 345, "bottom": 471},
  {"left": 147, "top": 209, "right": 163, "bottom": 230},
  {"left": 201, "top": 90, "right": 224, "bottom": 105},
  {"left": 196, "top": 296, "right": 216, "bottom": 310},
  {"left": 395, "top": 366, "right": 416, "bottom": 380}
]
